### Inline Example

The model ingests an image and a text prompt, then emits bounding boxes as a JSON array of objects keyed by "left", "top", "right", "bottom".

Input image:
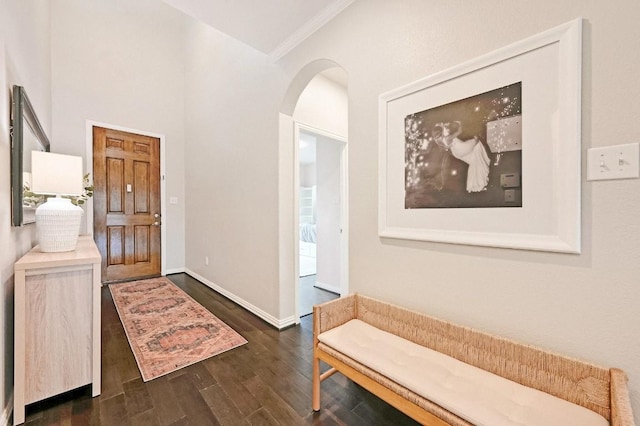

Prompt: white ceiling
[{"left": 163, "top": 0, "right": 354, "bottom": 60}]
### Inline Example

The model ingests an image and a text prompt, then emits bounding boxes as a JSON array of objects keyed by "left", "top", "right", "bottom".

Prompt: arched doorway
[{"left": 279, "top": 60, "right": 348, "bottom": 324}]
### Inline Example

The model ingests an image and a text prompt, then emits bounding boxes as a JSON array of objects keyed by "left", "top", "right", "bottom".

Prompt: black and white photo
[
  {"left": 379, "top": 19, "right": 581, "bottom": 252},
  {"left": 404, "top": 83, "right": 522, "bottom": 209}
]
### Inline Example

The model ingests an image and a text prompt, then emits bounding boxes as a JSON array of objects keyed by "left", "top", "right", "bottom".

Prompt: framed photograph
[{"left": 379, "top": 19, "right": 582, "bottom": 253}]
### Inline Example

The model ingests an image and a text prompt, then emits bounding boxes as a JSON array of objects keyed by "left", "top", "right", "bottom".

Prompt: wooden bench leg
[{"left": 312, "top": 353, "right": 321, "bottom": 411}]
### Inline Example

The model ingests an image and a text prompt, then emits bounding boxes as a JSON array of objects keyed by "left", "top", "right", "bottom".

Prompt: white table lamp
[{"left": 31, "top": 151, "right": 84, "bottom": 252}]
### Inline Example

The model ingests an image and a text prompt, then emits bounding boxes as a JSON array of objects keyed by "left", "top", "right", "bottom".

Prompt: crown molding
[{"left": 269, "top": 0, "right": 355, "bottom": 62}]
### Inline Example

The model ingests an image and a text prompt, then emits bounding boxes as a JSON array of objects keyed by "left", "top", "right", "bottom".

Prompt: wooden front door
[{"left": 93, "top": 127, "right": 161, "bottom": 283}]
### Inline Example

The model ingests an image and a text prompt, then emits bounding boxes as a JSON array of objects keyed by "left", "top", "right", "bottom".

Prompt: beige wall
[
  {"left": 0, "top": 0, "right": 52, "bottom": 419},
  {"left": 182, "top": 5, "right": 640, "bottom": 416},
  {"left": 51, "top": 0, "right": 186, "bottom": 272},
  {"left": 2, "top": 0, "right": 639, "bottom": 420},
  {"left": 183, "top": 19, "right": 287, "bottom": 323},
  {"left": 277, "top": 0, "right": 640, "bottom": 415}
]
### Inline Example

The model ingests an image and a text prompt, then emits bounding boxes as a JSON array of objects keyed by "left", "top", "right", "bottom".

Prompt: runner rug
[{"left": 109, "top": 277, "right": 247, "bottom": 381}]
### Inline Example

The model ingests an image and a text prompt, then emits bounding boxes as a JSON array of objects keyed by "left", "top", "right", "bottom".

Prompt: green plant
[
  {"left": 23, "top": 173, "right": 94, "bottom": 207},
  {"left": 22, "top": 182, "right": 43, "bottom": 208},
  {"left": 68, "top": 173, "right": 95, "bottom": 206}
]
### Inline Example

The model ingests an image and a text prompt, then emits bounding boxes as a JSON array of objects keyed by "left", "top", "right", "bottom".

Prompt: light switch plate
[{"left": 587, "top": 143, "right": 639, "bottom": 181}]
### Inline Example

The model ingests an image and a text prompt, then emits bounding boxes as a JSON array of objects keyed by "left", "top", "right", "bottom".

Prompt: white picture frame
[{"left": 378, "top": 18, "right": 582, "bottom": 253}]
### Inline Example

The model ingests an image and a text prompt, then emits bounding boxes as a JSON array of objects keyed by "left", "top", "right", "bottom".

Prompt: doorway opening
[
  {"left": 291, "top": 66, "right": 348, "bottom": 320},
  {"left": 296, "top": 125, "right": 347, "bottom": 317}
]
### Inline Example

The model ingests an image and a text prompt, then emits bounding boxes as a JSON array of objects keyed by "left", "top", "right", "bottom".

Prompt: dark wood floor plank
[
  {"left": 71, "top": 392, "right": 100, "bottom": 426},
  {"left": 203, "top": 357, "right": 263, "bottom": 417},
  {"left": 216, "top": 346, "right": 259, "bottom": 383},
  {"left": 123, "top": 378, "right": 154, "bottom": 417},
  {"left": 182, "top": 362, "right": 217, "bottom": 390},
  {"left": 243, "top": 375, "right": 303, "bottom": 426},
  {"left": 102, "top": 294, "right": 141, "bottom": 384},
  {"left": 352, "top": 396, "right": 421, "bottom": 426},
  {"left": 252, "top": 363, "right": 311, "bottom": 417},
  {"left": 304, "top": 404, "right": 364, "bottom": 426},
  {"left": 99, "top": 394, "right": 130, "bottom": 426},
  {"left": 110, "top": 326, "right": 142, "bottom": 382},
  {"left": 41, "top": 400, "right": 71, "bottom": 426},
  {"left": 166, "top": 417, "right": 190, "bottom": 426},
  {"left": 99, "top": 328, "right": 125, "bottom": 400},
  {"left": 169, "top": 372, "right": 220, "bottom": 425},
  {"left": 199, "top": 384, "right": 248, "bottom": 426},
  {"left": 144, "top": 377, "right": 186, "bottom": 426},
  {"left": 101, "top": 286, "right": 121, "bottom": 328},
  {"left": 129, "top": 409, "right": 161, "bottom": 426},
  {"left": 245, "top": 407, "right": 280, "bottom": 426},
  {"left": 21, "top": 273, "right": 424, "bottom": 425}
]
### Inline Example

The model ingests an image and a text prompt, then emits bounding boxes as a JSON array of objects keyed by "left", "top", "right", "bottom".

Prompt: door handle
[{"left": 153, "top": 221, "right": 161, "bottom": 226}]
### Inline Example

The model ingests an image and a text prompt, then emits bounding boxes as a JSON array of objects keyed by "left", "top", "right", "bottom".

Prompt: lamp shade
[
  {"left": 31, "top": 151, "right": 83, "bottom": 196},
  {"left": 31, "top": 151, "right": 84, "bottom": 252}
]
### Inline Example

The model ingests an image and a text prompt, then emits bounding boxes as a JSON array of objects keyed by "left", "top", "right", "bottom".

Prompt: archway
[{"left": 278, "top": 59, "right": 348, "bottom": 324}]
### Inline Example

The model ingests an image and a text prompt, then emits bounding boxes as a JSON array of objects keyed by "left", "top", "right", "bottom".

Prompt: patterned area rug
[{"left": 109, "top": 277, "right": 247, "bottom": 381}]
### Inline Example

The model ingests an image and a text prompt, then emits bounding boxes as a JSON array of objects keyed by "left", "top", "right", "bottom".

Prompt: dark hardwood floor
[
  {"left": 298, "top": 274, "right": 338, "bottom": 317},
  {"left": 22, "top": 273, "right": 419, "bottom": 425}
]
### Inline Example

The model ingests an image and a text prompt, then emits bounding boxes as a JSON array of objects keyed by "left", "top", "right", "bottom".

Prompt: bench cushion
[{"left": 318, "top": 319, "right": 608, "bottom": 426}]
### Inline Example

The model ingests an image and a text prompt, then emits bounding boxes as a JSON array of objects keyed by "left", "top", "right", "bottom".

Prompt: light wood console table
[{"left": 13, "top": 236, "right": 102, "bottom": 425}]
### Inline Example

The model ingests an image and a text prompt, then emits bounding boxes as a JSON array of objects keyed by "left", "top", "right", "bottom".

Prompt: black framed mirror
[{"left": 11, "top": 85, "right": 51, "bottom": 226}]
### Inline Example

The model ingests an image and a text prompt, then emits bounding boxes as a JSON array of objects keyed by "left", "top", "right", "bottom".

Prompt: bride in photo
[{"left": 433, "top": 121, "right": 490, "bottom": 192}]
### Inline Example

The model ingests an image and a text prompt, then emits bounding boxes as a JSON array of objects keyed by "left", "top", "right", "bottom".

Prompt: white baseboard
[
  {"left": 184, "top": 269, "right": 296, "bottom": 330},
  {"left": 165, "top": 267, "right": 185, "bottom": 275},
  {"left": 1, "top": 393, "right": 13, "bottom": 426},
  {"left": 315, "top": 280, "right": 341, "bottom": 295}
]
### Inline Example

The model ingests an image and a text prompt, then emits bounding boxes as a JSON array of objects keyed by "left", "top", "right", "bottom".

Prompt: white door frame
[
  {"left": 294, "top": 122, "right": 348, "bottom": 323},
  {"left": 85, "top": 120, "right": 167, "bottom": 277}
]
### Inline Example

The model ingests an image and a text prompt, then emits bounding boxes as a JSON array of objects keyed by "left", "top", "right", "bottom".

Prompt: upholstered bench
[{"left": 312, "top": 294, "right": 635, "bottom": 425}]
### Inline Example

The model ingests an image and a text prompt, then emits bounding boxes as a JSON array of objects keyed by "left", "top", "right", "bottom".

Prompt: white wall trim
[
  {"left": 165, "top": 267, "right": 185, "bottom": 275},
  {"left": 85, "top": 120, "right": 167, "bottom": 276},
  {"left": 1, "top": 393, "right": 13, "bottom": 426},
  {"left": 269, "top": 0, "right": 355, "bottom": 62},
  {"left": 314, "top": 280, "right": 341, "bottom": 295},
  {"left": 185, "top": 269, "right": 296, "bottom": 330},
  {"left": 295, "top": 122, "right": 345, "bottom": 143}
]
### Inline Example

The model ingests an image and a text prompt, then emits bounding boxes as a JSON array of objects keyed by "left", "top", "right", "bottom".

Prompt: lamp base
[{"left": 35, "top": 197, "right": 83, "bottom": 252}]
